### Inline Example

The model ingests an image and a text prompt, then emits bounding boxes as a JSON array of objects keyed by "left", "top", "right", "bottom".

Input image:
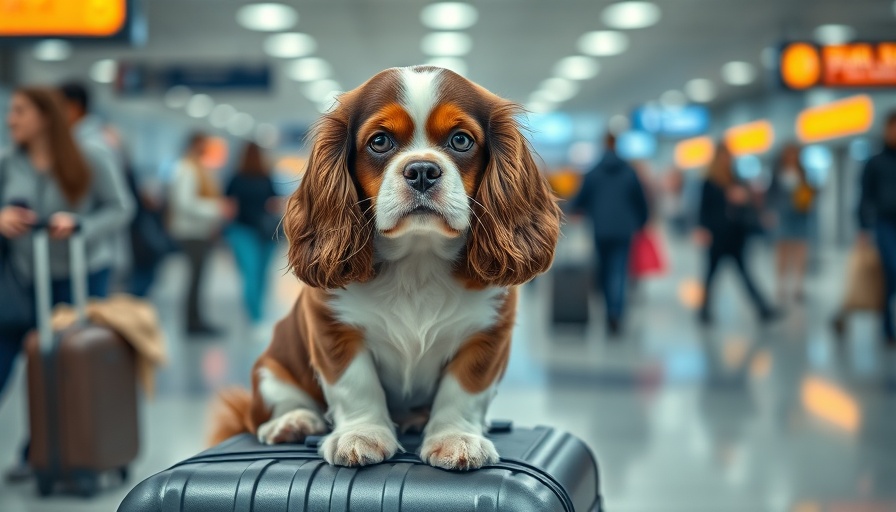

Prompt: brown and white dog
[{"left": 211, "top": 66, "right": 561, "bottom": 471}]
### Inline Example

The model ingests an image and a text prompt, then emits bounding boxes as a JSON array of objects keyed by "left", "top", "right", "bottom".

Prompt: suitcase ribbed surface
[{"left": 119, "top": 426, "right": 601, "bottom": 512}]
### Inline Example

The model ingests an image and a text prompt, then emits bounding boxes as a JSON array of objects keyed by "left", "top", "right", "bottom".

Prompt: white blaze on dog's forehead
[{"left": 399, "top": 67, "right": 442, "bottom": 145}]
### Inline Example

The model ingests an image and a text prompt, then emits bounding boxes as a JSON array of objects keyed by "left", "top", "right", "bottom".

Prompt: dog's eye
[
  {"left": 449, "top": 132, "right": 474, "bottom": 152},
  {"left": 368, "top": 133, "right": 394, "bottom": 153}
]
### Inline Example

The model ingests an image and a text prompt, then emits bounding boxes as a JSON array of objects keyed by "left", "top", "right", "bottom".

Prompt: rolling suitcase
[
  {"left": 24, "top": 224, "right": 140, "bottom": 497},
  {"left": 120, "top": 423, "right": 602, "bottom": 512}
]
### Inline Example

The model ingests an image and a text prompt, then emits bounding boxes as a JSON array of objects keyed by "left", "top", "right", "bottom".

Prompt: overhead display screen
[{"left": 0, "top": 0, "right": 128, "bottom": 38}]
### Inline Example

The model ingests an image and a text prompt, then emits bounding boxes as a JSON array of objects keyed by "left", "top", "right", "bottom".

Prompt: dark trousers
[
  {"left": 0, "top": 268, "right": 111, "bottom": 403},
  {"left": 595, "top": 238, "right": 631, "bottom": 322},
  {"left": 180, "top": 239, "right": 214, "bottom": 330},
  {"left": 701, "top": 233, "right": 770, "bottom": 316},
  {"left": 129, "top": 264, "right": 158, "bottom": 298},
  {"left": 876, "top": 220, "right": 896, "bottom": 339}
]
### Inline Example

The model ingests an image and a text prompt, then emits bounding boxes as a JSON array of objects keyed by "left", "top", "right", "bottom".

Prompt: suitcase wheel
[
  {"left": 35, "top": 473, "right": 54, "bottom": 497},
  {"left": 73, "top": 471, "right": 99, "bottom": 498}
]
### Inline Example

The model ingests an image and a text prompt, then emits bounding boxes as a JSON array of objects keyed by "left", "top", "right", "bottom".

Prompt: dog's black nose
[{"left": 403, "top": 161, "right": 442, "bottom": 193}]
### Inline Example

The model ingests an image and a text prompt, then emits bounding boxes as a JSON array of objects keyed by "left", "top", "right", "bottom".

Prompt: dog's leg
[
  {"left": 256, "top": 365, "right": 327, "bottom": 444},
  {"left": 319, "top": 350, "right": 400, "bottom": 466},
  {"left": 420, "top": 291, "right": 515, "bottom": 470},
  {"left": 420, "top": 375, "right": 499, "bottom": 471}
]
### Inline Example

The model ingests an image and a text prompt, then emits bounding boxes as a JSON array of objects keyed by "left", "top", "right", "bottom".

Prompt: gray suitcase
[{"left": 119, "top": 422, "right": 602, "bottom": 511}]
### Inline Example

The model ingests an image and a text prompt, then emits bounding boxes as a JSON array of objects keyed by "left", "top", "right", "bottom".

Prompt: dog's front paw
[
  {"left": 320, "top": 424, "right": 400, "bottom": 467},
  {"left": 421, "top": 431, "right": 499, "bottom": 471},
  {"left": 257, "top": 409, "right": 327, "bottom": 445}
]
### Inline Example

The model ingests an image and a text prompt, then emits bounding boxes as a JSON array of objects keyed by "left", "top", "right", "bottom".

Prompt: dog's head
[{"left": 283, "top": 66, "right": 561, "bottom": 289}]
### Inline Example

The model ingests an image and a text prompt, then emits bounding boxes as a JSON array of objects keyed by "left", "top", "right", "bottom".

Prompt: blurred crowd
[
  {"left": 0, "top": 82, "right": 285, "bottom": 482},
  {"left": 566, "top": 111, "right": 896, "bottom": 351}
]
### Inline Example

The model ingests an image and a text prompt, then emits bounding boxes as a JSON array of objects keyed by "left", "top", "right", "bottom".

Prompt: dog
[{"left": 210, "top": 66, "right": 561, "bottom": 471}]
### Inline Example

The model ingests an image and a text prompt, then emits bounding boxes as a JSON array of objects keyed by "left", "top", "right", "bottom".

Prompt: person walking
[
  {"left": 168, "top": 132, "right": 234, "bottom": 336},
  {"left": 695, "top": 142, "right": 777, "bottom": 325},
  {"left": 0, "top": 87, "right": 134, "bottom": 478},
  {"left": 857, "top": 110, "right": 896, "bottom": 348},
  {"left": 224, "top": 142, "right": 281, "bottom": 329},
  {"left": 768, "top": 143, "right": 815, "bottom": 305},
  {"left": 570, "top": 133, "right": 649, "bottom": 335}
]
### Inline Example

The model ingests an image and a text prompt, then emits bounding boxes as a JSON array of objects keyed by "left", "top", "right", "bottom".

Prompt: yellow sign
[
  {"left": 0, "top": 0, "right": 127, "bottom": 37},
  {"left": 796, "top": 95, "right": 874, "bottom": 143},
  {"left": 779, "top": 41, "right": 896, "bottom": 89},
  {"left": 725, "top": 120, "right": 774, "bottom": 156},
  {"left": 674, "top": 136, "right": 714, "bottom": 170}
]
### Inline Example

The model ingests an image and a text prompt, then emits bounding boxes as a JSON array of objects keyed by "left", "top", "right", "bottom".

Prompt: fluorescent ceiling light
[
  {"left": 186, "top": 94, "right": 214, "bottom": 118},
  {"left": 33, "top": 39, "right": 71, "bottom": 61},
  {"left": 264, "top": 32, "right": 316, "bottom": 58},
  {"left": 425, "top": 57, "right": 468, "bottom": 76},
  {"left": 602, "top": 2, "right": 661, "bottom": 29},
  {"left": 236, "top": 3, "right": 297, "bottom": 32},
  {"left": 304, "top": 79, "right": 342, "bottom": 103},
  {"left": 660, "top": 89, "right": 687, "bottom": 107},
  {"left": 209, "top": 104, "right": 237, "bottom": 128},
  {"left": 554, "top": 56, "right": 600, "bottom": 80},
  {"left": 286, "top": 57, "right": 332, "bottom": 82},
  {"left": 420, "top": 2, "right": 478, "bottom": 30},
  {"left": 814, "top": 24, "right": 855, "bottom": 45},
  {"left": 578, "top": 31, "right": 629, "bottom": 56},
  {"left": 89, "top": 59, "right": 117, "bottom": 83},
  {"left": 539, "top": 77, "right": 579, "bottom": 102},
  {"left": 228, "top": 112, "right": 255, "bottom": 137},
  {"left": 684, "top": 78, "right": 716, "bottom": 102},
  {"left": 255, "top": 123, "right": 279, "bottom": 148},
  {"left": 421, "top": 32, "right": 472, "bottom": 57},
  {"left": 721, "top": 61, "right": 756, "bottom": 86},
  {"left": 164, "top": 86, "right": 192, "bottom": 109}
]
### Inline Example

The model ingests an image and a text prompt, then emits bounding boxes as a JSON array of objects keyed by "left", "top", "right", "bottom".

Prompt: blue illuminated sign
[{"left": 632, "top": 105, "right": 710, "bottom": 138}]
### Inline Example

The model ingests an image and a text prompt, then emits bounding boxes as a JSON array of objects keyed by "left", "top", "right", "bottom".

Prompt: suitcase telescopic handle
[{"left": 32, "top": 220, "right": 88, "bottom": 353}]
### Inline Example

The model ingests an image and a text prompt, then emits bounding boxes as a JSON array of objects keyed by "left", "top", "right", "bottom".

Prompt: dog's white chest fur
[{"left": 329, "top": 235, "right": 504, "bottom": 413}]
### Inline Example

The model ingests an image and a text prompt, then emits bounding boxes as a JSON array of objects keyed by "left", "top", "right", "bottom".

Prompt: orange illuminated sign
[
  {"left": 725, "top": 120, "right": 774, "bottom": 156},
  {"left": 796, "top": 94, "right": 874, "bottom": 143},
  {"left": 674, "top": 136, "right": 714, "bottom": 170},
  {"left": 779, "top": 41, "right": 896, "bottom": 90},
  {"left": 0, "top": 0, "right": 127, "bottom": 37}
]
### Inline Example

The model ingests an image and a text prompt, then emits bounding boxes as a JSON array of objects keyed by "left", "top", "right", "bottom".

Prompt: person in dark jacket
[
  {"left": 858, "top": 110, "right": 896, "bottom": 347},
  {"left": 696, "top": 142, "right": 777, "bottom": 325},
  {"left": 570, "top": 133, "right": 648, "bottom": 335},
  {"left": 224, "top": 143, "right": 281, "bottom": 328}
]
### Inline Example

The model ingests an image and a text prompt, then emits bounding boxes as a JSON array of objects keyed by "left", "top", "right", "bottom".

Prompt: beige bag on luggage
[{"left": 843, "top": 242, "right": 884, "bottom": 312}]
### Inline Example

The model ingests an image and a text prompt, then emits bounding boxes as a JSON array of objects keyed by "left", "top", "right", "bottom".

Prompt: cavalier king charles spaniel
[{"left": 211, "top": 66, "right": 561, "bottom": 471}]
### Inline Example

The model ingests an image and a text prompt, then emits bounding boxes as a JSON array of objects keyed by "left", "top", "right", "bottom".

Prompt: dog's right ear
[{"left": 283, "top": 103, "right": 375, "bottom": 289}]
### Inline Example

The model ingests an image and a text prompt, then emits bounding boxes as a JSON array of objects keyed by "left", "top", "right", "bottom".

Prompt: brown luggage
[{"left": 24, "top": 225, "right": 139, "bottom": 497}]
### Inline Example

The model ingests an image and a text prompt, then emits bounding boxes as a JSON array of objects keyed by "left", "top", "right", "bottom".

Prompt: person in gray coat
[
  {"left": 570, "top": 133, "right": 649, "bottom": 335},
  {"left": 0, "top": 87, "right": 134, "bottom": 477}
]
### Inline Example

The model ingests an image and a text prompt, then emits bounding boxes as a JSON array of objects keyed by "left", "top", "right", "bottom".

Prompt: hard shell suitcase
[
  {"left": 551, "top": 264, "right": 591, "bottom": 325},
  {"left": 120, "top": 423, "right": 602, "bottom": 512},
  {"left": 24, "top": 225, "right": 139, "bottom": 497}
]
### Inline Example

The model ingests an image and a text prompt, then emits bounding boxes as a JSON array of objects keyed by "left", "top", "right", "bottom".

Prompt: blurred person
[
  {"left": 856, "top": 110, "right": 896, "bottom": 347},
  {"left": 570, "top": 133, "right": 649, "bottom": 335},
  {"left": 224, "top": 142, "right": 281, "bottom": 328},
  {"left": 767, "top": 143, "right": 815, "bottom": 305},
  {"left": 695, "top": 142, "right": 777, "bottom": 325},
  {"left": 168, "top": 132, "right": 235, "bottom": 336},
  {"left": 0, "top": 86, "right": 133, "bottom": 478},
  {"left": 126, "top": 160, "right": 176, "bottom": 297}
]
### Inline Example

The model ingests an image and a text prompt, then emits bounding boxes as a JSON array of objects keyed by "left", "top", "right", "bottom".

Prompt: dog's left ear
[{"left": 460, "top": 101, "right": 561, "bottom": 287}]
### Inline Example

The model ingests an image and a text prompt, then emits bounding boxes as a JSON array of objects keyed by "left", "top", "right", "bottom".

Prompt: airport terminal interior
[{"left": 1, "top": 1, "right": 896, "bottom": 511}]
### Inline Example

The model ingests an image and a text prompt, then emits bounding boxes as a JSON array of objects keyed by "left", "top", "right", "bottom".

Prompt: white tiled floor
[{"left": 1, "top": 231, "right": 895, "bottom": 511}]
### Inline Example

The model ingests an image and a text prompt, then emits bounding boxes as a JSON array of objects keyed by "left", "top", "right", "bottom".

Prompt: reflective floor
[{"left": 2, "top": 228, "right": 896, "bottom": 512}]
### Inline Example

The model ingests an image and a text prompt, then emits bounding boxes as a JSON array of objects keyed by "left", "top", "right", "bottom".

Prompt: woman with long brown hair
[
  {"left": 768, "top": 143, "right": 815, "bottom": 304},
  {"left": 224, "top": 142, "right": 281, "bottom": 331},
  {"left": 695, "top": 142, "right": 777, "bottom": 325},
  {"left": 0, "top": 86, "right": 134, "bottom": 473}
]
